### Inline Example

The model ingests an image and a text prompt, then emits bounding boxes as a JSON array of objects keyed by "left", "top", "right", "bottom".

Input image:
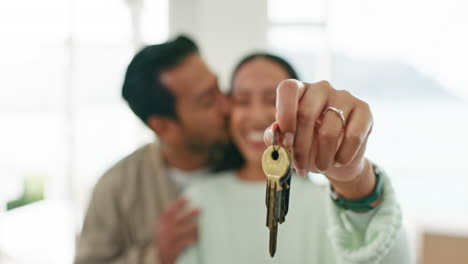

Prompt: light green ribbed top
[{"left": 177, "top": 171, "right": 411, "bottom": 264}]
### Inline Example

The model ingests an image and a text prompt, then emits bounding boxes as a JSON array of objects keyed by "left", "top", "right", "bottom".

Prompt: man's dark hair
[
  {"left": 122, "top": 35, "right": 199, "bottom": 124},
  {"left": 215, "top": 52, "right": 299, "bottom": 172}
]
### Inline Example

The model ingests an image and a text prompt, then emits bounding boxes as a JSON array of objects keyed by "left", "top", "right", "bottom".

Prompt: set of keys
[{"left": 261, "top": 126, "right": 293, "bottom": 257}]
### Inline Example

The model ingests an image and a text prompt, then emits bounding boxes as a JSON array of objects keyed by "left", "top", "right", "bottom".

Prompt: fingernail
[
  {"left": 264, "top": 127, "right": 273, "bottom": 145},
  {"left": 295, "top": 79, "right": 304, "bottom": 89},
  {"left": 283, "top": 132, "right": 294, "bottom": 148},
  {"left": 318, "top": 169, "right": 327, "bottom": 174},
  {"left": 334, "top": 162, "right": 344, "bottom": 168},
  {"left": 297, "top": 169, "right": 308, "bottom": 178}
]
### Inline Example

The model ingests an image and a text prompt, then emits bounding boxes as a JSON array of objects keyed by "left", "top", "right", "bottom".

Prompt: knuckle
[
  {"left": 335, "top": 154, "right": 351, "bottom": 165},
  {"left": 293, "top": 150, "right": 307, "bottom": 165},
  {"left": 318, "top": 80, "right": 331, "bottom": 87},
  {"left": 317, "top": 80, "right": 334, "bottom": 92},
  {"left": 358, "top": 100, "right": 371, "bottom": 112},
  {"left": 318, "top": 129, "right": 336, "bottom": 143},
  {"left": 338, "top": 89, "right": 352, "bottom": 98},
  {"left": 345, "top": 132, "right": 363, "bottom": 147},
  {"left": 362, "top": 100, "right": 370, "bottom": 109},
  {"left": 297, "top": 107, "right": 314, "bottom": 124}
]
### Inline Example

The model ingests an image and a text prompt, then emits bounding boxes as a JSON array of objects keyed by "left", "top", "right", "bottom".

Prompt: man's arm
[{"left": 74, "top": 173, "right": 158, "bottom": 264}]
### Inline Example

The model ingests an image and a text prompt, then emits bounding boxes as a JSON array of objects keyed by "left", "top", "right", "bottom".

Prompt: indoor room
[{"left": 1, "top": 0, "right": 467, "bottom": 263}]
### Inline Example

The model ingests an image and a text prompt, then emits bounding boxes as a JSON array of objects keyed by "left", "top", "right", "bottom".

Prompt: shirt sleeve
[
  {"left": 74, "top": 172, "right": 160, "bottom": 264},
  {"left": 325, "top": 170, "right": 412, "bottom": 264}
]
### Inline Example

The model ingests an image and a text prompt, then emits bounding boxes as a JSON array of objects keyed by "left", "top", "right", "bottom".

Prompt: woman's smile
[
  {"left": 230, "top": 57, "right": 290, "bottom": 165},
  {"left": 244, "top": 129, "right": 267, "bottom": 149}
]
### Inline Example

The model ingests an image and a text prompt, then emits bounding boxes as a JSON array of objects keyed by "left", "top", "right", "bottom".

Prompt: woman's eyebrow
[
  {"left": 231, "top": 88, "right": 250, "bottom": 95},
  {"left": 263, "top": 87, "right": 277, "bottom": 95}
]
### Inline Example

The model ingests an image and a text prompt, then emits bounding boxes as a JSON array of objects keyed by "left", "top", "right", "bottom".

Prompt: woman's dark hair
[
  {"left": 214, "top": 52, "right": 299, "bottom": 172},
  {"left": 230, "top": 52, "right": 299, "bottom": 92}
]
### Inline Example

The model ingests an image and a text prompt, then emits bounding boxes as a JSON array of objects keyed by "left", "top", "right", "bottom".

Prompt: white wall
[{"left": 169, "top": 0, "right": 268, "bottom": 89}]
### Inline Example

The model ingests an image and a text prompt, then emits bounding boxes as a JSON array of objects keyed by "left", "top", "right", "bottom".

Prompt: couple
[{"left": 75, "top": 36, "right": 410, "bottom": 264}]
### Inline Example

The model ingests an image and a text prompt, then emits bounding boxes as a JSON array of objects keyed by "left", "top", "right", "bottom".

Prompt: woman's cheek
[
  {"left": 266, "top": 106, "right": 276, "bottom": 125},
  {"left": 229, "top": 107, "right": 244, "bottom": 138}
]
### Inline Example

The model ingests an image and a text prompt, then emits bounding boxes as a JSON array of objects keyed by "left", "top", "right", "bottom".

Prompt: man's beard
[
  {"left": 182, "top": 128, "right": 231, "bottom": 169},
  {"left": 184, "top": 135, "right": 227, "bottom": 154}
]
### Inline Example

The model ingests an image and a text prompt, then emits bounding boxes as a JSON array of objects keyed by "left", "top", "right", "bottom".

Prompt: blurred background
[{"left": 0, "top": 0, "right": 467, "bottom": 263}]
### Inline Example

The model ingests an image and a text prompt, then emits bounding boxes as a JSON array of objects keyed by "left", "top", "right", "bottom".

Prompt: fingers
[
  {"left": 174, "top": 223, "right": 198, "bottom": 240},
  {"left": 157, "top": 198, "right": 200, "bottom": 264},
  {"left": 162, "top": 197, "right": 188, "bottom": 219},
  {"left": 176, "top": 208, "right": 201, "bottom": 225},
  {"left": 315, "top": 90, "right": 354, "bottom": 172},
  {"left": 272, "top": 79, "right": 373, "bottom": 180},
  {"left": 293, "top": 82, "right": 329, "bottom": 175},
  {"left": 165, "top": 225, "right": 198, "bottom": 264},
  {"left": 159, "top": 197, "right": 200, "bottom": 234},
  {"left": 171, "top": 213, "right": 199, "bottom": 257},
  {"left": 275, "top": 79, "right": 306, "bottom": 148},
  {"left": 335, "top": 100, "right": 373, "bottom": 167},
  {"left": 174, "top": 234, "right": 198, "bottom": 256}
]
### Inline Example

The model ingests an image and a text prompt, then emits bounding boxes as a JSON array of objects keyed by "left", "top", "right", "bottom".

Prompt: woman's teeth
[{"left": 247, "top": 131, "right": 264, "bottom": 142}]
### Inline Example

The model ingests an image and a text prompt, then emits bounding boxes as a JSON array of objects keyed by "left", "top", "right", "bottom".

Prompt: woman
[{"left": 177, "top": 54, "right": 411, "bottom": 264}]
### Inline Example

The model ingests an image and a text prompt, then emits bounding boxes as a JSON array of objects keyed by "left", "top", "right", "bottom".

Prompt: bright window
[{"left": 0, "top": 0, "right": 167, "bottom": 263}]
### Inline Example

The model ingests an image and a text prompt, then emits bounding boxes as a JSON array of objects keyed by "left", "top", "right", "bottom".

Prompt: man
[{"left": 75, "top": 36, "right": 230, "bottom": 264}]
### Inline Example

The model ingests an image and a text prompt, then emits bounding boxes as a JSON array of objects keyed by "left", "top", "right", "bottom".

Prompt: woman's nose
[{"left": 249, "top": 102, "right": 271, "bottom": 124}]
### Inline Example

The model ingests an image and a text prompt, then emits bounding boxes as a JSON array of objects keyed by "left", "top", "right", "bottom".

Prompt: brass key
[{"left": 262, "top": 130, "right": 292, "bottom": 257}]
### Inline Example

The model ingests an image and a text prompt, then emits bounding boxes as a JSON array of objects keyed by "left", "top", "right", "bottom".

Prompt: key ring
[{"left": 272, "top": 123, "right": 282, "bottom": 151}]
